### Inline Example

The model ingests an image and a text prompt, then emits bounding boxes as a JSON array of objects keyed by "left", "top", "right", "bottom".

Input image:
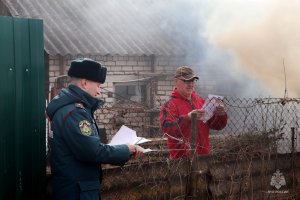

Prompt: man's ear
[{"left": 80, "top": 79, "right": 88, "bottom": 90}]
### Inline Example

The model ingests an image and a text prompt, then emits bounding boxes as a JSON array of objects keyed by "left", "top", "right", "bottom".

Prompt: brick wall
[{"left": 48, "top": 54, "right": 206, "bottom": 140}]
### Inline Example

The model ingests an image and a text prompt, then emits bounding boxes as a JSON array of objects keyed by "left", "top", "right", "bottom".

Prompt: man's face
[
  {"left": 175, "top": 78, "right": 197, "bottom": 99},
  {"left": 84, "top": 80, "right": 101, "bottom": 98}
]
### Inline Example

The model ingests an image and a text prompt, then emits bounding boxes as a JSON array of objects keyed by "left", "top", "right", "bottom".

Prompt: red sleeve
[
  {"left": 208, "top": 113, "right": 228, "bottom": 130},
  {"left": 160, "top": 99, "right": 190, "bottom": 138}
]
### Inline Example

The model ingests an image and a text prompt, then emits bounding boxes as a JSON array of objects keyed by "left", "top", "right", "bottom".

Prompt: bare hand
[
  {"left": 127, "top": 144, "right": 143, "bottom": 158},
  {"left": 214, "top": 100, "right": 226, "bottom": 116},
  {"left": 188, "top": 109, "right": 205, "bottom": 120}
]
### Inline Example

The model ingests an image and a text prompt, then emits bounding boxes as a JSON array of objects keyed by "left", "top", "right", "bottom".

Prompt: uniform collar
[{"left": 68, "top": 85, "right": 104, "bottom": 113}]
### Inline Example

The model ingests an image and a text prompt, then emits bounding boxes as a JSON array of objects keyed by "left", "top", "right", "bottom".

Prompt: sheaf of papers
[
  {"left": 201, "top": 94, "right": 224, "bottom": 122},
  {"left": 109, "top": 125, "right": 152, "bottom": 153}
]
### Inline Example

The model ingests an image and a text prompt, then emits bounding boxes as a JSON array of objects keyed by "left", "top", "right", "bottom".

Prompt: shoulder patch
[
  {"left": 74, "top": 103, "right": 85, "bottom": 109},
  {"left": 79, "top": 120, "right": 92, "bottom": 136}
]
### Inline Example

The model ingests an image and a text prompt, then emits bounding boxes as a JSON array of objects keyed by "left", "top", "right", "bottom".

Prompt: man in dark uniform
[{"left": 46, "top": 58, "right": 139, "bottom": 200}]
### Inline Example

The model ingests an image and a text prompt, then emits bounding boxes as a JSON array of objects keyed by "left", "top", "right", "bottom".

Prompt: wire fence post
[{"left": 290, "top": 127, "right": 297, "bottom": 192}]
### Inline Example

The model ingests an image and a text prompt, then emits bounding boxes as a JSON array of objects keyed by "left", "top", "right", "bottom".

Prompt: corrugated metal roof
[{"left": 3, "top": 0, "right": 189, "bottom": 56}]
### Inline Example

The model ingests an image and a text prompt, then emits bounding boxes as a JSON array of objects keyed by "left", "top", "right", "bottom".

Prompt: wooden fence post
[{"left": 185, "top": 112, "right": 198, "bottom": 199}]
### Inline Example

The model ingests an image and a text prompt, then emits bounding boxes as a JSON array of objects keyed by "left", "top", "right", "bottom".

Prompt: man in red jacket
[{"left": 160, "top": 66, "right": 228, "bottom": 160}]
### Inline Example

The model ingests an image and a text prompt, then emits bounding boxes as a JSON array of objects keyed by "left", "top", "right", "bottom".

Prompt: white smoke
[
  {"left": 57, "top": 0, "right": 299, "bottom": 97},
  {"left": 139, "top": 0, "right": 299, "bottom": 97},
  {"left": 203, "top": 0, "right": 300, "bottom": 97}
]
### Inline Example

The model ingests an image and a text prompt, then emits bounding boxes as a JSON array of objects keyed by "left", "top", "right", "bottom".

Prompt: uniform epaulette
[{"left": 74, "top": 103, "right": 85, "bottom": 109}]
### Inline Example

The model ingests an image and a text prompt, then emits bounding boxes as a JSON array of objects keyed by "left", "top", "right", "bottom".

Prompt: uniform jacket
[
  {"left": 160, "top": 89, "right": 228, "bottom": 160},
  {"left": 46, "top": 85, "right": 130, "bottom": 200}
]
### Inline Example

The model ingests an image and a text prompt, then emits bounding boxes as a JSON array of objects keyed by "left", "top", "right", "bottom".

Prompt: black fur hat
[{"left": 68, "top": 58, "right": 107, "bottom": 83}]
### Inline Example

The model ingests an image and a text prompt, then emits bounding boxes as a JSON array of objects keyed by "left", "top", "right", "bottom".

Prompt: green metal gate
[{"left": 0, "top": 16, "right": 45, "bottom": 200}]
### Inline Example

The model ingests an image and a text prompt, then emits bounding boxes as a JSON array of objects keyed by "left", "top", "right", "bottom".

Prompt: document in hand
[
  {"left": 109, "top": 125, "right": 151, "bottom": 145},
  {"left": 109, "top": 125, "right": 152, "bottom": 153},
  {"left": 201, "top": 94, "right": 224, "bottom": 122}
]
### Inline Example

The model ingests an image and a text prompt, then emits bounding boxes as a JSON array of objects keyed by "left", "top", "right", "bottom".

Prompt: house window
[{"left": 114, "top": 82, "right": 148, "bottom": 104}]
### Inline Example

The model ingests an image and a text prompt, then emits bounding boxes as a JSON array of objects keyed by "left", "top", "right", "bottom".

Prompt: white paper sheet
[
  {"left": 109, "top": 125, "right": 152, "bottom": 145},
  {"left": 135, "top": 144, "right": 153, "bottom": 153},
  {"left": 201, "top": 94, "right": 224, "bottom": 122}
]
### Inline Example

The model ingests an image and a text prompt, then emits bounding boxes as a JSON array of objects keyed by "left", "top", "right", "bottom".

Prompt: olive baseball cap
[{"left": 174, "top": 66, "right": 199, "bottom": 80}]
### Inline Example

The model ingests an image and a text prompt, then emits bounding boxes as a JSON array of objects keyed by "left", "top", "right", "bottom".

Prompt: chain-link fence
[
  {"left": 100, "top": 97, "right": 300, "bottom": 200},
  {"left": 213, "top": 97, "right": 300, "bottom": 154}
]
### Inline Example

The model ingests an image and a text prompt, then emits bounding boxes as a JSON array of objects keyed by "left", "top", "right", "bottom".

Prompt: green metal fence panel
[
  {"left": 14, "top": 17, "right": 30, "bottom": 200},
  {"left": 0, "top": 16, "right": 45, "bottom": 200},
  {"left": 28, "top": 19, "right": 46, "bottom": 199},
  {"left": 0, "top": 16, "right": 16, "bottom": 200}
]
